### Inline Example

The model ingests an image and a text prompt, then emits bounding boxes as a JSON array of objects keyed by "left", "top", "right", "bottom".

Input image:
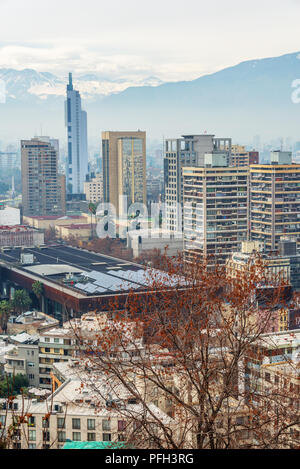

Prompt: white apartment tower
[{"left": 65, "top": 73, "right": 88, "bottom": 194}]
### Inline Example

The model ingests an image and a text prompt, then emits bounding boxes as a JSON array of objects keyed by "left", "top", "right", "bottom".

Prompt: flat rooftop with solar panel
[{"left": 0, "top": 245, "right": 186, "bottom": 321}]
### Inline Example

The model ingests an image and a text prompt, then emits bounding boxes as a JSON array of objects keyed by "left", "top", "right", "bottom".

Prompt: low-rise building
[
  {"left": 127, "top": 229, "right": 183, "bottom": 258},
  {"left": 56, "top": 224, "right": 95, "bottom": 242},
  {"left": 226, "top": 239, "right": 300, "bottom": 291},
  {"left": 7, "top": 311, "right": 59, "bottom": 336},
  {"left": 4, "top": 333, "right": 39, "bottom": 387},
  {"left": 38, "top": 328, "right": 76, "bottom": 389},
  {"left": 0, "top": 225, "right": 44, "bottom": 248}
]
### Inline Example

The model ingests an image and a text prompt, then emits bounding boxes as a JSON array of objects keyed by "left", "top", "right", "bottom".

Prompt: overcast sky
[{"left": 1, "top": 0, "right": 300, "bottom": 81}]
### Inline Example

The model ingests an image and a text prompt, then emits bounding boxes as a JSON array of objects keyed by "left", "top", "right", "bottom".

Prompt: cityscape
[{"left": 0, "top": 0, "right": 299, "bottom": 456}]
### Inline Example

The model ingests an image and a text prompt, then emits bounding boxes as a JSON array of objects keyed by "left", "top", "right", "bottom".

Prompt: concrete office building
[
  {"left": 65, "top": 73, "right": 88, "bottom": 194},
  {"left": 183, "top": 153, "right": 248, "bottom": 265},
  {"left": 250, "top": 151, "right": 300, "bottom": 251},
  {"left": 102, "top": 131, "right": 146, "bottom": 218},
  {"left": 21, "top": 138, "right": 65, "bottom": 217},
  {"left": 164, "top": 134, "right": 232, "bottom": 231}
]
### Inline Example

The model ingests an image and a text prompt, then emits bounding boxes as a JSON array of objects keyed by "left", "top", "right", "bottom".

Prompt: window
[
  {"left": 265, "top": 373, "right": 271, "bottom": 383},
  {"left": 45, "top": 348, "right": 50, "bottom": 353},
  {"left": 102, "top": 420, "right": 111, "bottom": 431},
  {"left": 72, "top": 432, "right": 81, "bottom": 441},
  {"left": 28, "top": 444, "right": 36, "bottom": 449},
  {"left": 58, "top": 431, "right": 66, "bottom": 442},
  {"left": 28, "top": 430, "right": 36, "bottom": 441},
  {"left": 43, "top": 431, "right": 50, "bottom": 442},
  {"left": 28, "top": 416, "right": 36, "bottom": 427},
  {"left": 235, "top": 417, "right": 244, "bottom": 426},
  {"left": 87, "top": 419, "right": 95, "bottom": 430},
  {"left": 118, "top": 420, "right": 126, "bottom": 432},
  {"left": 72, "top": 418, "right": 81, "bottom": 430},
  {"left": 103, "top": 433, "right": 111, "bottom": 442},
  {"left": 87, "top": 433, "right": 96, "bottom": 441},
  {"left": 54, "top": 338, "right": 60, "bottom": 343},
  {"left": 57, "top": 418, "right": 65, "bottom": 429},
  {"left": 43, "top": 419, "right": 49, "bottom": 428},
  {"left": 44, "top": 338, "right": 50, "bottom": 343}
]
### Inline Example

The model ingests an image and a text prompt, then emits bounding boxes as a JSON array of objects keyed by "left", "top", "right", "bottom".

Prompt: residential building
[
  {"left": 38, "top": 328, "right": 76, "bottom": 389},
  {"left": 4, "top": 333, "right": 40, "bottom": 387},
  {"left": 229, "top": 145, "right": 259, "bottom": 167},
  {"left": 164, "top": 134, "right": 232, "bottom": 231},
  {"left": 65, "top": 73, "right": 88, "bottom": 194},
  {"left": 102, "top": 131, "right": 146, "bottom": 218},
  {"left": 84, "top": 173, "right": 103, "bottom": 205},
  {"left": 0, "top": 359, "right": 174, "bottom": 449},
  {"left": 250, "top": 151, "right": 300, "bottom": 251},
  {"left": 21, "top": 138, "right": 65, "bottom": 217},
  {"left": 183, "top": 154, "right": 248, "bottom": 265},
  {"left": 226, "top": 239, "right": 300, "bottom": 291}
]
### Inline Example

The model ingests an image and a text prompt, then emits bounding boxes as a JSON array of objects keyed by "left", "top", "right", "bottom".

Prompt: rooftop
[{"left": 0, "top": 245, "right": 187, "bottom": 297}]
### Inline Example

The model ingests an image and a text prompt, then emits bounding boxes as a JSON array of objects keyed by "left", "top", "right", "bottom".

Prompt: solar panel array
[
  {"left": 74, "top": 267, "right": 188, "bottom": 296},
  {"left": 74, "top": 270, "right": 142, "bottom": 295}
]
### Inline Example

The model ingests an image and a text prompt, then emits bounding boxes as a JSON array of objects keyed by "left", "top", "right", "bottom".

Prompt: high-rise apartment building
[
  {"left": 250, "top": 151, "right": 300, "bottom": 251},
  {"left": 65, "top": 73, "right": 88, "bottom": 194},
  {"left": 227, "top": 145, "right": 259, "bottom": 167},
  {"left": 164, "top": 134, "right": 232, "bottom": 231},
  {"left": 21, "top": 138, "right": 65, "bottom": 217},
  {"left": 183, "top": 153, "right": 249, "bottom": 265},
  {"left": 102, "top": 131, "right": 146, "bottom": 217}
]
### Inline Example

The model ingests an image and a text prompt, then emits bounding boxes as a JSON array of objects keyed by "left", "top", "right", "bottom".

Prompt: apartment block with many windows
[
  {"left": 183, "top": 154, "right": 249, "bottom": 265},
  {"left": 164, "top": 134, "right": 232, "bottom": 232},
  {"left": 250, "top": 151, "right": 300, "bottom": 251}
]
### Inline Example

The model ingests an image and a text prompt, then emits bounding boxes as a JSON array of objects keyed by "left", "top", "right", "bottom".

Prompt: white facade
[
  {"left": 65, "top": 73, "right": 88, "bottom": 194},
  {"left": 0, "top": 207, "right": 20, "bottom": 225},
  {"left": 127, "top": 229, "right": 184, "bottom": 258}
]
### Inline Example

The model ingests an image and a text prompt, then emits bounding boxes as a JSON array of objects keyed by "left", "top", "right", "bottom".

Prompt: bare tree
[{"left": 70, "top": 254, "right": 299, "bottom": 449}]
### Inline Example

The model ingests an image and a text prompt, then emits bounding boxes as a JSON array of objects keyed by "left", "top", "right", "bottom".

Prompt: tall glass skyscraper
[{"left": 65, "top": 73, "right": 88, "bottom": 194}]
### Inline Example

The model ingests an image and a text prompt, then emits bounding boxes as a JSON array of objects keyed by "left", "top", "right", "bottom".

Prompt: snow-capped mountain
[
  {"left": 0, "top": 52, "right": 299, "bottom": 142},
  {"left": 0, "top": 68, "right": 164, "bottom": 101}
]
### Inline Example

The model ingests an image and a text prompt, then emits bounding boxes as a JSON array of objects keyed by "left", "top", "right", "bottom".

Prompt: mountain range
[{"left": 0, "top": 51, "right": 300, "bottom": 144}]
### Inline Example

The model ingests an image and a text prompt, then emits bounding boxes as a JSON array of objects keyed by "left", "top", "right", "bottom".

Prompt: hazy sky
[{"left": 1, "top": 0, "right": 300, "bottom": 81}]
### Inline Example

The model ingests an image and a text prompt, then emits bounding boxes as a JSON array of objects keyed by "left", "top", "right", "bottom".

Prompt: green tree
[
  {"left": 0, "top": 374, "right": 29, "bottom": 398},
  {"left": 11, "top": 290, "right": 31, "bottom": 315},
  {"left": 0, "top": 301, "right": 12, "bottom": 333},
  {"left": 32, "top": 281, "right": 44, "bottom": 311}
]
